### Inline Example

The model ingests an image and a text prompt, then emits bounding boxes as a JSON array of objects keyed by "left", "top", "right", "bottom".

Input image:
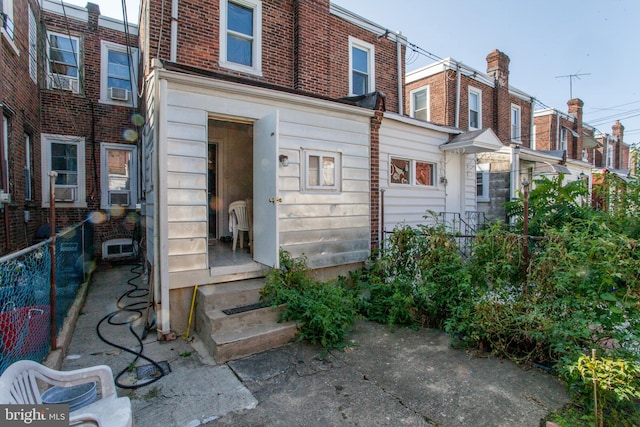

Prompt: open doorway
[{"left": 208, "top": 118, "right": 254, "bottom": 268}]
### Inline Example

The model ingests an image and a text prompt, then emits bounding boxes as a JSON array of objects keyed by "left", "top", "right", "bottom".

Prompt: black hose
[{"left": 95, "top": 262, "right": 166, "bottom": 389}]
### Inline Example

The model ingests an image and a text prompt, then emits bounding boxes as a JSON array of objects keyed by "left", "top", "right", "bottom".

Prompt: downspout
[
  {"left": 530, "top": 97, "right": 535, "bottom": 148},
  {"left": 396, "top": 33, "right": 403, "bottom": 116},
  {"left": 555, "top": 112, "right": 560, "bottom": 151},
  {"left": 454, "top": 64, "right": 461, "bottom": 128},
  {"left": 510, "top": 144, "right": 520, "bottom": 205},
  {"left": 170, "top": 0, "right": 178, "bottom": 62}
]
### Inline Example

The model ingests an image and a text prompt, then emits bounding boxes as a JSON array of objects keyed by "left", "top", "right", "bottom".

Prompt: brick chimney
[
  {"left": 567, "top": 98, "right": 584, "bottom": 160},
  {"left": 294, "top": 0, "right": 331, "bottom": 93},
  {"left": 612, "top": 120, "right": 624, "bottom": 169},
  {"left": 486, "top": 50, "right": 511, "bottom": 143},
  {"left": 86, "top": 2, "right": 100, "bottom": 31}
]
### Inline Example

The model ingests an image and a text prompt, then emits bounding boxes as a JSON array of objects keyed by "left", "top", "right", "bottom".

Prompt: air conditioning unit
[
  {"left": 109, "top": 191, "right": 130, "bottom": 206},
  {"left": 109, "top": 87, "right": 130, "bottom": 101},
  {"left": 54, "top": 186, "right": 76, "bottom": 202},
  {"left": 51, "top": 74, "right": 79, "bottom": 93}
]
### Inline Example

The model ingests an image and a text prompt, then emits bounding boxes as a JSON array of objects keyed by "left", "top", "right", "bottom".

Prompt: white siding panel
[
  {"left": 167, "top": 188, "right": 207, "bottom": 205},
  {"left": 167, "top": 122, "right": 206, "bottom": 142},
  {"left": 168, "top": 222, "right": 207, "bottom": 239},
  {"left": 167, "top": 155, "right": 207, "bottom": 173},
  {"left": 168, "top": 254, "right": 207, "bottom": 272},
  {"left": 166, "top": 172, "right": 207, "bottom": 189},
  {"left": 167, "top": 139, "right": 207, "bottom": 158},
  {"left": 168, "top": 238, "right": 207, "bottom": 255},
  {"left": 279, "top": 215, "right": 369, "bottom": 233},
  {"left": 168, "top": 206, "right": 207, "bottom": 222}
]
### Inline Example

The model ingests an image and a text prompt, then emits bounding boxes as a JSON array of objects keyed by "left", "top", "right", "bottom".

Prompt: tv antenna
[{"left": 555, "top": 73, "right": 590, "bottom": 99}]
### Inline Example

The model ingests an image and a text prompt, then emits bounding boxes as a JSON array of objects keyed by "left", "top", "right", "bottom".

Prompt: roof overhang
[
  {"left": 440, "top": 128, "right": 503, "bottom": 154},
  {"left": 582, "top": 133, "right": 601, "bottom": 149},
  {"left": 519, "top": 148, "right": 571, "bottom": 175}
]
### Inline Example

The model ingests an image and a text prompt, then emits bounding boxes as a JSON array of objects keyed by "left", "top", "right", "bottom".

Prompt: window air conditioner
[
  {"left": 51, "top": 74, "right": 79, "bottom": 94},
  {"left": 108, "top": 191, "right": 130, "bottom": 206},
  {"left": 54, "top": 186, "right": 76, "bottom": 202},
  {"left": 109, "top": 87, "right": 130, "bottom": 101}
]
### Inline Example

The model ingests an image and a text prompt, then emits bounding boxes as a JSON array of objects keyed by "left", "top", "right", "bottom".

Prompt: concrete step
[
  {"left": 205, "top": 305, "right": 285, "bottom": 335},
  {"left": 197, "top": 278, "right": 265, "bottom": 311},
  {"left": 212, "top": 321, "right": 299, "bottom": 363}
]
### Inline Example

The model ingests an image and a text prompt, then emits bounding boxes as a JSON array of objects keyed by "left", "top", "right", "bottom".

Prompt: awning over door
[{"left": 440, "top": 128, "right": 503, "bottom": 154}]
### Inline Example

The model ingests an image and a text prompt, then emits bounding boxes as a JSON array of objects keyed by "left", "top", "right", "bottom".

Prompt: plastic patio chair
[
  {"left": 0, "top": 360, "right": 132, "bottom": 427},
  {"left": 228, "top": 200, "right": 250, "bottom": 252}
]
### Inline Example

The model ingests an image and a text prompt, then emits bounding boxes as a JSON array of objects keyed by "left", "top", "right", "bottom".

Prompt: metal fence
[{"left": 0, "top": 221, "right": 94, "bottom": 373}]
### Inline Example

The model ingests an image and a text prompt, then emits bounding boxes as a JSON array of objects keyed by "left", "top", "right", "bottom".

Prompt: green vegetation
[{"left": 264, "top": 173, "right": 640, "bottom": 426}]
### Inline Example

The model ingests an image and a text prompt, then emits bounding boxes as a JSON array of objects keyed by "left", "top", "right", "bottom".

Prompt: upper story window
[
  {"left": 1, "top": 0, "right": 14, "bottom": 40},
  {"left": 606, "top": 143, "right": 613, "bottom": 168},
  {"left": 100, "top": 41, "right": 138, "bottom": 106},
  {"left": 101, "top": 143, "right": 138, "bottom": 209},
  {"left": 410, "top": 86, "right": 429, "bottom": 121},
  {"left": 511, "top": 104, "right": 521, "bottom": 143},
  {"left": 219, "top": 0, "right": 262, "bottom": 75},
  {"left": 560, "top": 127, "right": 567, "bottom": 151},
  {"left": 24, "top": 133, "right": 32, "bottom": 201},
  {"left": 47, "top": 32, "right": 81, "bottom": 94},
  {"left": 28, "top": 5, "right": 37, "bottom": 83},
  {"left": 302, "top": 149, "right": 341, "bottom": 192},
  {"left": 468, "top": 87, "right": 481, "bottom": 129},
  {"left": 1, "top": 115, "right": 8, "bottom": 194},
  {"left": 349, "top": 37, "right": 375, "bottom": 96},
  {"left": 41, "top": 134, "right": 86, "bottom": 207}
]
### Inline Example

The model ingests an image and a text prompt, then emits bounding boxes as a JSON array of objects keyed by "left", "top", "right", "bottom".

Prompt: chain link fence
[{"left": 0, "top": 221, "right": 94, "bottom": 374}]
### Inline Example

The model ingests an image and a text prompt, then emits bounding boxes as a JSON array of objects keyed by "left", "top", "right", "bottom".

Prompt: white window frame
[
  {"left": 1, "top": 0, "right": 14, "bottom": 40},
  {"left": 348, "top": 36, "right": 375, "bottom": 96},
  {"left": 99, "top": 41, "right": 138, "bottom": 107},
  {"left": 389, "top": 156, "right": 437, "bottom": 187},
  {"left": 24, "top": 133, "right": 32, "bottom": 201},
  {"left": 302, "top": 149, "right": 341, "bottom": 192},
  {"left": 219, "top": 0, "right": 263, "bottom": 76},
  {"left": 606, "top": 143, "right": 613, "bottom": 168},
  {"left": 47, "top": 31, "right": 81, "bottom": 93},
  {"left": 476, "top": 163, "right": 490, "bottom": 202},
  {"left": 410, "top": 86, "right": 429, "bottom": 121},
  {"left": 100, "top": 143, "right": 138, "bottom": 209},
  {"left": 41, "top": 134, "right": 86, "bottom": 208},
  {"left": 1, "top": 114, "right": 8, "bottom": 193},
  {"left": 28, "top": 5, "right": 37, "bottom": 83},
  {"left": 511, "top": 104, "right": 521, "bottom": 143},
  {"left": 560, "top": 127, "right": 567, "bottom": 152},
  {"left": 468, "top": 87, "right": 482, "bottom": 130}
]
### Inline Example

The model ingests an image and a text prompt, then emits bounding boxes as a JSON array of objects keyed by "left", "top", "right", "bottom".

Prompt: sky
[{"left": 63, "top": 0, "right": 640, "bottom": 144}]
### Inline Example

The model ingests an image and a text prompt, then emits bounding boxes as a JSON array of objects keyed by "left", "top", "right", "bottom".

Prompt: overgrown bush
[{"left": 261, "top": 251, "right": 357, "bottom": 349}]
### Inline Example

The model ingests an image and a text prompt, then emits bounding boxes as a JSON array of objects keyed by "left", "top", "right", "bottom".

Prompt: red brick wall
[
  {"left": 0, "top": 0, "right": 43, "bottom": 255},
  {"left": 142, "top": 0, "right": 402, "bottom": 112}
]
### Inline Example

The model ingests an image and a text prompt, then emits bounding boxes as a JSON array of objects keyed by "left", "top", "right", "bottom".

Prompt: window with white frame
[
  {"left": 41, "top": 134, "right": 85, "bottom": 207},
  {"left": 24, "top": 133, "right": 32, "bottom": 201},
  {"left": 1, "top": 114, "right": 8, "bottom": 194},
  {"left": 28, "top": 5, "right": 37, "bottom": 83},
  {"left": 303, "top": 150, "right": 341, "bottom": 191},
  {"left": 476, "top": 163, "right": 490, "bottom": 202},
  {"left": 606, "top": 143, "right": 613, "bottom": 168},
  {"left": 47, "top": 32, "right": 80, "bottom": 93},
  {"left": 468, "top": 87, "right": 481, "bottom": 129},
  {"left": 219, "top": 0, "right": 262, "bottom": 75},
  {"left": 560, "top": 127, "right": 567, "bottom": 151},
  {"left": 101, "top": 143, "right": 138, "bottom": 209},
  {"left": 390, "top": 157, "right": 436, "bottom": 187},
  {"left": 410, "top": 86, "right": 429, "bottom": 121},
  {"left": 511, "top": 104, "right": 521, "bottom": 143},
  {"left": 100, "top": 41, "right": 138, "bottom": 106},
  {"left": 1, "top": 0, "right": 14, "bottom": 40},
  {"left": 349, "top": 36, "right": 375, "bottom": 96}
]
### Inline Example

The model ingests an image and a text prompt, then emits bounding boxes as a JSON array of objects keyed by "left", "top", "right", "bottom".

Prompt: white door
[
  {"left": 253, "top": 111, "right": 280, "bottom": 268},
  {"left": 445, "top": 154, "right": 463, "bottom": 215}
]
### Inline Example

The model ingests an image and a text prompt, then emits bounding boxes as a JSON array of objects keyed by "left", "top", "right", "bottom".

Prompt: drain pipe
[
  {"left": 396, "top": 32, "right": 403, "bottom": 116},
  {"left": 170, "top": 0, "right": 178, "bottom": 62},
  {"left": 454, "top": 64, "right": 461, "bottom": 128}
]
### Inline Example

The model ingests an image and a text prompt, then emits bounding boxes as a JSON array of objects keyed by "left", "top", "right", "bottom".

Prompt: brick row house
[{"left": 0, "top": 0, "right": 140, "bottom": 257}]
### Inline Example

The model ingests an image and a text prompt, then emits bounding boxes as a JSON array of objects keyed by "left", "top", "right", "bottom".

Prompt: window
[
  {"left": 100, "top": 41, "right": 138, "bottom": 106},
  {"left": 1, "top": 0, "right": 14, "bottom": 40},
  {"left": 560, "top": 127, "right": 567, "bottom": 151},
  {"left": 47, "top": 32, "right": 80, "bottom": 93},
  {"left": 28, "top": 5, "right": 37, "bottom": 83},
  {"left": 511, "top": 104, "right": 521, "bottom": 143},
  {"left": 101, "top": 143, "right": 138, "bottom": 209},
  {"left": 468, "top": 87, "right": 481, "bottom": 129},
  {"left": 349, "top": 37, "right": 375, "bottom": 96},
  {"left": 1, "top": 115, "right": 8, "bottom": 194},
  {"left": 476, "top": 163, "right": 490, "bottom": 202},
  {"left": 41, "top": 134, "right": 86, "bottom": 207},
  {"left": 606, "top": 143, "right": 613, "bottom": 168},
  {"left": 390, "top": 157, "right": 436, "bottom": 187},
  {"left": 303, "top": 150, "right": 341, "bottom": 191},
  {"left": 219, "top": 0, "right": 262, "bottom": 75},
  {"left": 410, "top": 86, "right": 429, "bottom": 121},
  {"left": 24, "top": 133, "right": 32, "bottom": 201}
]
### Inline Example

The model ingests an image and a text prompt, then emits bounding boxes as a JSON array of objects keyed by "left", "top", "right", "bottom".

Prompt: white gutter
[
  {"left": 170, "top": 0, "right": 178, "bottom": 62},
  {"left": 455, "top": 64, "right": 461, "bottom": 128},
  {"left": 397, "top": 33, "right": 403, "bottom": 116}
]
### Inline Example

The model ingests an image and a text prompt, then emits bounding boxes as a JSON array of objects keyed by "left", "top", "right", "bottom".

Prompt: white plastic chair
[
  {"left": 0, "top": 360, "right": 132, "bottom": 427},
  {"left": 228, "top": 200, "right": 249, "bottom": 252}
]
